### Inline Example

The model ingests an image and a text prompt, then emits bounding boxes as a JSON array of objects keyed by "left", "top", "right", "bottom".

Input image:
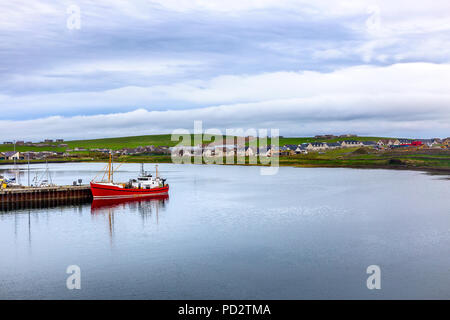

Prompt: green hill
[{"left": 0, "top": 134, "right": 394, "bottom": 152}]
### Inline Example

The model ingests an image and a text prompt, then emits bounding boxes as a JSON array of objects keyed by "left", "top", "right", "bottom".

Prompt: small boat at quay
[{"left": 90, "top": 152, "right": 169, "bottom": 200}]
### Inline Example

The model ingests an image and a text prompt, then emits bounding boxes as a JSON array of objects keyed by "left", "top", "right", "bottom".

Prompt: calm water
[{"left": 0, "top": 163, "right": 449, "bottom": 299}]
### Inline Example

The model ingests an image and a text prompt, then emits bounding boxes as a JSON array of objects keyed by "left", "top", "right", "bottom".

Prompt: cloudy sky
[{"left": 1, "top": 0, "right": 450, "bottom": 140}]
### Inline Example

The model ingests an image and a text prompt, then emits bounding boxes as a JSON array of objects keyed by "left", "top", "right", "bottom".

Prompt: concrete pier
[{"left": 0, "top": 185, "right": 92, "bottom": 209}]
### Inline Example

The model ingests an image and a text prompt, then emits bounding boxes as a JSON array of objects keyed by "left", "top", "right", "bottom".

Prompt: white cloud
[
  {"left": 1, "top": 1, "right": 450, "bottom": 138},
  {"left": 2, "top": 62, "right": 449, "bottom": 113},
  {"left": 1, "top": 62, "right": 449, "bottom": 140}
]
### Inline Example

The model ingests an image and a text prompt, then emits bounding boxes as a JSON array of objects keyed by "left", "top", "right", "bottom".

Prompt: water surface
[{"left": 0, "top": 163, "right": 449, "bottom": 299}]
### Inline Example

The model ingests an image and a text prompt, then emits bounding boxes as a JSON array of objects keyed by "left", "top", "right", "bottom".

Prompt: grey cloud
[{"left": 1, "top": 1, "right": 450, "bottom": 138}]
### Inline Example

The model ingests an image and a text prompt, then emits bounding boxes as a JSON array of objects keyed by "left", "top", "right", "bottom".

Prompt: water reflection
[
  {"left": 90, "top": 196, "right": 169, "bottom": 241},
  {"left": 91, "top": 195, "right": 169, "bottom": 214},
  {"left": 0, "top": 198, "right": 92, "bottom": 211}
]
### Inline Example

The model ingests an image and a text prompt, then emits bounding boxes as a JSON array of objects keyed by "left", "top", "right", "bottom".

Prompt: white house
[
  {"left": 306, "top": 142, "right": 328, "bottom": 151},
  {"left": 340, "top": 140, "right": 363, "bottom": 148},
  {"left": 377, "top": 139, "right": 393, "bottom": 146},
  {"left": 226, "top": 148, "right": 236, "bottom": 157},
  {"left": 202, "top": 148, "right": 214, "bottom": 157},
  {"left": 258, "top": 146, "right": 272, "bottom": 157},
  {"left": 3, "top": 151, "right": 21, "bottom": 160},
  {"left": 245, "top": 146, "right": 257, "bottom": 157},
  {"left": 295, "top": 145, "right": 308, "bottom": 154}
]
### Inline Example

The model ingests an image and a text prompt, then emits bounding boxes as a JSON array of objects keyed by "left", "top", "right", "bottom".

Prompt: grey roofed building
[
  {"left": 417, "top": 139, "right": 435, "bottom": 146},
  {"left": 362, "top": 141, "right": 377, "bottom": 146},
  {"left": 284, "top": 144, "right": 298, "bottom": 150},
  {"left": 3, "top": 151, "right": 22, "bottom": 160},
  {"left": 327, "top": 142, "right": 341, "bottom": 148},
  {"left": 3, "top": 151, "right": 17, "bottom": 157},
  {"left": 310, "top": 142, "right": 328, "bottom": 147}
]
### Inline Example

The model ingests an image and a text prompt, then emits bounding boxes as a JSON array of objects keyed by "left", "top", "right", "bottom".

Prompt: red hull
[{"left": 90, "top": 182, "right": 169, "bottom": 199}]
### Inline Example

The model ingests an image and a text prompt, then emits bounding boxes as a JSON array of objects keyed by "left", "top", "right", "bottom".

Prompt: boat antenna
[
  {"left": 155, "top": 164, "right": 158, "bottom": 178},
  {"left": 141, "top": 163, "right": 144, "bottom": 176}
]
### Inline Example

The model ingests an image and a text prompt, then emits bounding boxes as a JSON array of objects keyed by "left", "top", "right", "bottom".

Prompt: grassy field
[
  {"left": 276, "top": 136, "right": 392, "bottom": 145},
  {"left": 61, "top": 134, "right": 176, "bottom": 150},
  {"left": 0, "top": 134, "right": 393, "bottom": 152}
]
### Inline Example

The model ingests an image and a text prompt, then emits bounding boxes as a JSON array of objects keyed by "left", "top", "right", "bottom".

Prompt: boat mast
[
  {"left": 155, "top": 164, "right": 158, "bottom": 178},
  {"left": 108, "top": 150, "right": 112, "bottom": 183},
  {"left": 111, "top": 150, "right": 114, "bottom": 183},
  {"left": 27, "top": 153, "right": 30, "bottom": 187},
  {"left": 14, "top": 140, "right": 19, "bottom": 184}
]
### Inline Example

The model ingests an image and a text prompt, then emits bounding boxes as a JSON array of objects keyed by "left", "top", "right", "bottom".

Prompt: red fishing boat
[{"left": 90, "top": 152, "right": 169, "bottom": 199}]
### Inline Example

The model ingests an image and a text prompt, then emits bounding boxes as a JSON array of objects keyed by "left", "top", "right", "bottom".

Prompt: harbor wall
[{"left": 0, "top": 185, "right": 93, "bottom": 209}]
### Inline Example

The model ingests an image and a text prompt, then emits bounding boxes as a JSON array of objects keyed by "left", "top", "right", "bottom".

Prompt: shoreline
[{"left": 1, "top": 158, "right": 449, "bottom": 177}]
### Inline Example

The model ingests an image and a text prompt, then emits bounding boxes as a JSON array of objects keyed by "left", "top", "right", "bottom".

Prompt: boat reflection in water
[
  {"left": 91, "top": 194, "right": 169, "bottom": 213},
  {"left": 90, "top": 195, "right": 169, "bottom": 242}
]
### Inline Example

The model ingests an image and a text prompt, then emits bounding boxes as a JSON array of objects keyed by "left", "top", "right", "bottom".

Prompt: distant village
[
  {"left": 172, "top": 136, "right": 450, "bottom": 158},
  {"left": 0, "top": 139, "right": 173, "bottom": 161},
  {"left": 0, "top": 135, "right": 449, "bottom": 161}
]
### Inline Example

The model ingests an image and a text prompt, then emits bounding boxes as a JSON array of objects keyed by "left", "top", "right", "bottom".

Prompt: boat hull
[{"left": 90, "top": 182, "right": 169, "bottom": 199}]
